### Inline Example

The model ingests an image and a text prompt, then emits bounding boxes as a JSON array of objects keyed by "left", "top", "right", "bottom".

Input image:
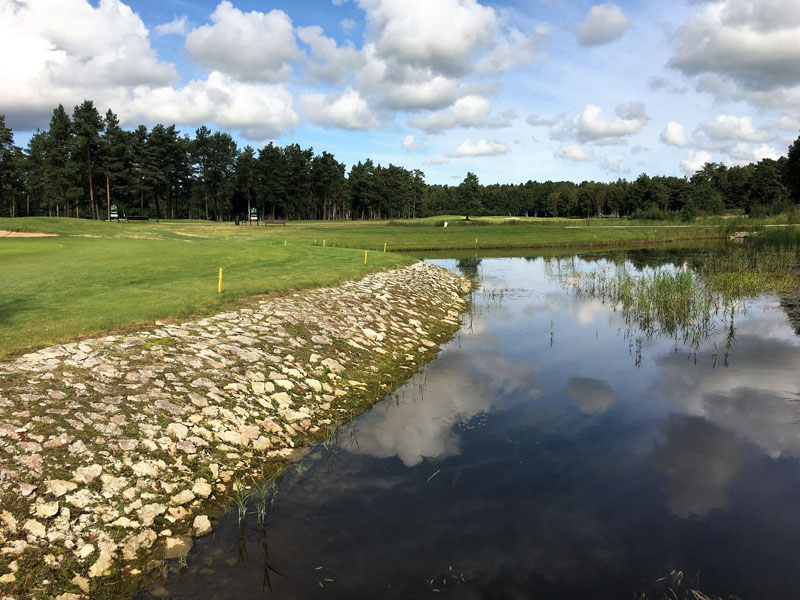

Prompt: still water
[{"left": 143, "top": 252, "right": 800, "bottom": 599}]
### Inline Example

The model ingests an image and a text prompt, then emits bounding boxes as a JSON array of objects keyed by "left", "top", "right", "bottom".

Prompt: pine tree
[
  {"left": 101, "top": 110, "right": 129, "bottom": 220},
  {"left": 44, "top": 105, "right": 80, "bottom": 217},
  {"left": 25, "top": 131, "right": 48, "bottom": 215},
  {"left": 0, "top": 114, "right": 15, "bottom": 217},
  {"left": 235, "top": 146, "right": 257, "bottom": 223},
  {"left": 206, "top": 131, "right": 237, "bottom": 221},
  {"left": 72, "top": 100, "right": 104, "bottom": 218},
  {"left": 458, "top": 172, "right": 481, "bottom": 220},
  {"left": 192, "top": 126, "right": 212, "bottom": 220},
  {"left": 256, "top": 142, "right": 288, "bottom": 220},
  {"left": 785, "top": 132, "right": 800, "bottom": 204}
]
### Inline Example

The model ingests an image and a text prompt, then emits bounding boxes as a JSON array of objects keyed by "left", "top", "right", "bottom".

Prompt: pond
[{"left": 141, "top": 248, "right": 800, "bottom": 599}]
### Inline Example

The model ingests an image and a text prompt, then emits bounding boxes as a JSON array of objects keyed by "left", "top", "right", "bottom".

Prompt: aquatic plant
[
  {"left": 634, "top": 569, "right": 742, "bottom": 600},
  {"left": 321, "top": 425, "right": 339, "bottom": 454},
  {"left": 230, "top": 480, "right": 251, "bottom": 525},
  {"left": 574, "top": 243, "right": 798, "bottom": 357},
  {"left": 252, "top": 476, "right": 278, "bottom": 526}
]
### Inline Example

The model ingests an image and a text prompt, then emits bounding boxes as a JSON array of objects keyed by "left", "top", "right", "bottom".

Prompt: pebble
[
  {"left": 193, "top": 515, "right": 212, "bottom": 537},
  {"left": 0, "top": 263, "right": 470, "bottom": 597}
]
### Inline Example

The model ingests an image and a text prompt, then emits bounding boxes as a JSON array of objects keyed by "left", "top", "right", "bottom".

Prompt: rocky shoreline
[{"left": 0, "top": 261, "right": 470, "bottom": 600}]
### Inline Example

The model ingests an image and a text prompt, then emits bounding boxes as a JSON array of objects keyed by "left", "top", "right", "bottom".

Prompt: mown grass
[
  {"left": 1, "top": 214, "right": 734, "bottom": 252},
  {"left": 0, "top": 218, "right": 409, "bottom": 358}
]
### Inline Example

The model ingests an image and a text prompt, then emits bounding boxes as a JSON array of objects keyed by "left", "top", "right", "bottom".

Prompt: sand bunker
[{"left": 0, "top": 229, "right": 58, "bottom": 238}]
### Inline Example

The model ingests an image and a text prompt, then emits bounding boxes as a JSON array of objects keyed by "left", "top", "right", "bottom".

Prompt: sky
[{"left": 1, "top": 0, "right": 799, "bottom": 185}]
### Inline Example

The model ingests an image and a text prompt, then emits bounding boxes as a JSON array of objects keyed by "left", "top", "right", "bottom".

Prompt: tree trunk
[
  {"left": 27, "top": 195, "right": 30, "bottom": 216},
  {"left": 204, "top": 186, "right": 209, "bottom": 220},
  {"left": 154, "top": 189, "right": 160, "bottom": 224},
  {"left": 106, "top": 176, "right": 111, "bottom": 221}
]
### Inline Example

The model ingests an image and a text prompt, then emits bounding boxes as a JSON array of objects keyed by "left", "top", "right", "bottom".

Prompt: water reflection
[
  {"left": 342, "top": 351, "right": 541, "bottom": 466},
  {"left": 565, "top": 377, "right": 617, "bottom": 414},
  {"left": 654, "top": 325, "right": 800, "bottom": 459},
  {"left": 144, "top": 251, "right": 800, "bottom": 600},
  {"left": 652, "top": 417, "right": 742, "bottom": 518}
]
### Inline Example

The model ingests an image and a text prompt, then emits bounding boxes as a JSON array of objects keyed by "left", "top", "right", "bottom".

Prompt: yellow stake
[
  {"left": 323, "top": 240, "right": 326, "bottom": 247},
  {"left": 364, "top": 250, "right": 368, "bottom": 264},
  {"left": 284, "top": 239, "right": 287, "bottom": 246},
  {"left": 218, "top": 268, "right": 223, "bottom": 294},
  {"left": 383, "top": 242, "right": 387, "bottom": 252}
]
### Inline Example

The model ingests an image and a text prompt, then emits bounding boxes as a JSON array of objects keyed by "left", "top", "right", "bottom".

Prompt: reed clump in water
[
  {"left": 575, "top": 241, "right": 799, "bottom": 353},
  {"left": 580, "top": 266, "right": 732, "bottom": 348}
]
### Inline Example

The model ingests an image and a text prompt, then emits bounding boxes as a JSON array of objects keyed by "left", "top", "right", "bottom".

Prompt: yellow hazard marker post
[
  {"left": 323, "top": 240, "right": 326, "bottom": 247},
  {"left": 383, "top": 242, "right": 387, "bottom": 253},
  {"left": 284, "top": 239, "right": 287, "bottom": 246},
  {"left": 218, "top": 268, "right": 223, "bottom": 294},
  {"left": 364, "top": 250, "right": 368, "bottom": 265}
]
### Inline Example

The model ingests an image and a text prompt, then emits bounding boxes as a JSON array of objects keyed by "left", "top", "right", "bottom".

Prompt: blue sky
[{"left": 1, "top": 0, "right": 799, "bottom": 184}]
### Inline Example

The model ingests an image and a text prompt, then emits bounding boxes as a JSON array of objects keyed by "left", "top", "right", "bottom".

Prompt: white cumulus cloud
[
  {"left": 576, "top": 4, "right": 631, "bottom": 46},
  {"left": 681, "top": 150, "right": 713, "bottom": 175},
  {"left": 0, "top": 0, "right": 178, "bottom": 129},
  {"left": 447, "top": 139, "right": 509, "bottom": 158},
  {"left": 127, "top": 71, "right": 299, "bottom": 140},
  {"left": 699, "top": 114, "right": 771, "bottom": 142},
  {"left": 408, "top": 95, "right": 512, "bottom": 133},
  {"left": 300, "top": 88, "right": 380, "bottom": 130},
  {"left": 551, "top": 103, "right": 647, "bottom": 145},
  {"left": 557, "top": 144, "right": 593, "bottom": 161},
  {"left": 358, "top": 0, "right": 498, "bottom": 77},
  {"left": 402, "top": 135, "right": 420, "bottom": 151},
  {"left": 727, "top": 143, "right": 781, "bottom": 164},
  {"left": 670, "top": 0, "right": 800, "bottom": 91},
  {"left": 298, "top": 25, "right": 363, "bottom": 84},
  {"left": 185, "top": 1, "right": 302, "bottom": 82},
  {"left": 155, "top": 15, "right": 188, "bottom": 36},
  {"left": 661, "top": 121, "right": 690, "bottom": 147}
]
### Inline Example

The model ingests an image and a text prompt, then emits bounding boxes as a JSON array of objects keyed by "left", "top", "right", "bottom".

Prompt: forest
[{"left": 0, "top": 100, "right": 799, "bottom": 222}]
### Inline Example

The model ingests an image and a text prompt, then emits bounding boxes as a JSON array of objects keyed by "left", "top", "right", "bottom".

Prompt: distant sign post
[
  {"left": 250, "top": 207, "right": 258, "bottom": 224},
  {"left": 110, "top": 204, "right": 118, "bottom": 221}
]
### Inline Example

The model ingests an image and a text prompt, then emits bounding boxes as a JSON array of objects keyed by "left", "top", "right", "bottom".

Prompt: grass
[
  {"left": 1, "top": 216, "right": 794, "bottom": 358},
  {"left": 230, "top": 480, "right": 251, "bottom": 526},
  {"left": 0, "top": 218, "right": 409, "bottom": 358}
]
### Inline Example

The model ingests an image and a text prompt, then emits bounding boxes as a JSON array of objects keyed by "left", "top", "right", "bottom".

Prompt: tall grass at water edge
[{"left": 572, "top": 239, "right": 799, "bottom": 348}]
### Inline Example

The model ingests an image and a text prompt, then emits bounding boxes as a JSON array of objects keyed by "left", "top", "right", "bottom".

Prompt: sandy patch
[{"left": 0, "top": 229, "right": 58, "bottom": 238}]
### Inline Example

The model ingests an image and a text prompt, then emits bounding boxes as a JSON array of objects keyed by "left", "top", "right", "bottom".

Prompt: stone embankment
[{"left": 0, "top": 261, "right": 470, "bottom": 599}]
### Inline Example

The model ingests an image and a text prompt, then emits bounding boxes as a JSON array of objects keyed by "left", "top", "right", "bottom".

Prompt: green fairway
[
  {"left": 0, "top": 215, "right": 747, "bottom": 358},
  {"left": 0, "top": 218, "right": 410, "bottom": 359}
]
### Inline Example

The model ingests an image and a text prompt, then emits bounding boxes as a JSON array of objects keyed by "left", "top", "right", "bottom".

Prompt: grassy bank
[{"left": 0, "top": 216, "right": 791, "bottom": 358}]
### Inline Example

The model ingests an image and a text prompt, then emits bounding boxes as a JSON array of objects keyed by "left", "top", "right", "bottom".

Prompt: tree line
[{"left": 0, "top": 100, "right": 798, "bottom": 221}]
